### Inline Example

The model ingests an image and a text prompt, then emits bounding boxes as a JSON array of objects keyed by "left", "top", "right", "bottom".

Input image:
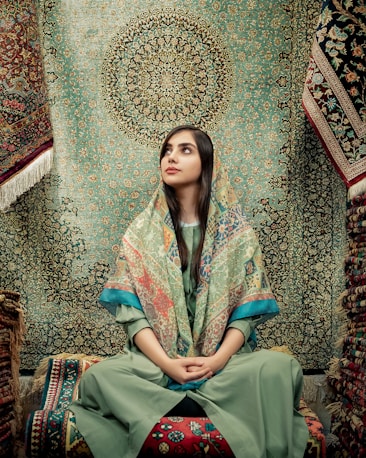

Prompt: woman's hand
[
  {"left": 182, "top": 328, "right": 245, "bottom": 377},
  {"left": 180, "top": 354, "right": 226, "bottom": 376},
  {"left": 133, "top": 328, "right": 213, "bottom": 384},
  {"left": 133, "top": 327, "right": 244, "bottom": 385},
  {"left": 160, "top": 357, "right": 213, "bottom": 385}
]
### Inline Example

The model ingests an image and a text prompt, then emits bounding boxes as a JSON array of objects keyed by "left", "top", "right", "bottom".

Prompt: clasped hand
[{"left": 162, "top": 355, "right": 225, "bottom": 385}]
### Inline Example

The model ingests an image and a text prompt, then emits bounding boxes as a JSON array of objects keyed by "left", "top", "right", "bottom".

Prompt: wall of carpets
[{"left": 0, "top": 0, "right": 347, "bottom": 371}]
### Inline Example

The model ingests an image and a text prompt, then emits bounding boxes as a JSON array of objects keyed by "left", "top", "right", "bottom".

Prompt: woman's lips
[{"left": 165, "top": 168, "right": 180, "bottom": 174}]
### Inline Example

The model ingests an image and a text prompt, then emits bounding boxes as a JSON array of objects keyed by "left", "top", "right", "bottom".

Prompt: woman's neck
[
  {"left": 180, "top": 207, "right": 198, "bottom": 224},
  {"left": 175, "top": 185, "right": 200, "bottom": 224}
]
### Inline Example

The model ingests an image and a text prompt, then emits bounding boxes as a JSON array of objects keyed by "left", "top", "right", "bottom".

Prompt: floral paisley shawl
[{"left": 100, "top": 163, "right": 279, "bottom": 357}]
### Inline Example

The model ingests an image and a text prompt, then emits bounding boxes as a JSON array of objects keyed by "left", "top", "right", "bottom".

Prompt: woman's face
[{"left": 160, "top": 130, "right": 202, "bottom": 190}]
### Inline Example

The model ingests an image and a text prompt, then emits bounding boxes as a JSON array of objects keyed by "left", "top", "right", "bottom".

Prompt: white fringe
[
  {"left": 348, "top": 177, "right": 366, "bottom": 199},
  {"left": 0, "top": 147, "right": 53, "bottom": 212}
]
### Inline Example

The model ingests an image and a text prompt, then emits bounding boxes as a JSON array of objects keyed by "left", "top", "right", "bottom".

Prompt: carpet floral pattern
[
  {"left": 302, "top": 0, "right": 366, "bottom": 187},
  {"left": 0, "top": 0, "right": 53, "bottom": 205},
  {"left": 102, "top": 8, "right": 233, "bottom": 146},
  {"left": 0, "top": 0, "right": 346, "bottom": 371}
]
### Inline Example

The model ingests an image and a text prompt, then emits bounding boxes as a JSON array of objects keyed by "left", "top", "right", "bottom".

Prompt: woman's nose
[{"left": 168, "top": 149, "right": 177, "bottom": 161}]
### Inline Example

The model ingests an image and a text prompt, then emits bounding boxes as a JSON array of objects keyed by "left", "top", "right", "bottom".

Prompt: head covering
[{"left": 100, "top": 160, "right": 279, "bottom": 357}]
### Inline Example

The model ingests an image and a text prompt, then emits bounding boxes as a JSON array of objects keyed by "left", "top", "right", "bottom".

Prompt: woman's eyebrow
[
  {"left": 165, "top": 142, "right": 196, "bottom": 147},
  {"left": 164, "top": 142, "right": 197, "bottom": 150},
  {"left": 177, "top": 142, "right": 197, "bottom": 149}
]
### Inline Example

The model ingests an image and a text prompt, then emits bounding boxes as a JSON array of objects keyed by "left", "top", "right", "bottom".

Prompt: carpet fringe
[
  {"left": 335, "top": 335, "right": 346, "bottom": 349},
  {"left": 348, "top": 178, "right": 366, "bottom": 200},
  {"left": 0, "top": 146, "right": 53, "bottom": 211},
  {"left": 326, "top": 357, "right": 341, "bottom": 379},
  {"left": 335, "top": 302, "right": 348, "bottom": 320},
  {"left": 326, "top": 400, "right": 342, "bottom": 417},
  {"left": 268, "top": 345, "right": 294, "bottom": 356}
]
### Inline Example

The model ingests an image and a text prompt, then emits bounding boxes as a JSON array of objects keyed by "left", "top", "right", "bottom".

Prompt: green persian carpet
[{"left": 0, "top": 0, "right": 346, "bottom": 371}]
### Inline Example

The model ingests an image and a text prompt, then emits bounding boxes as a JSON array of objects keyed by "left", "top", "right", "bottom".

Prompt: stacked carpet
[
  {"left": 327, "top": 193, "right": 366, "bottom": 457},
  {"left": 0, "top": 290, "right": 24, "bottom": 457}
]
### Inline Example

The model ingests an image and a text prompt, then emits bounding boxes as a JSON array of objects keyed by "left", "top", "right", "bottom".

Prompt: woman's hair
[{"left": 159, "top": 125, "right": 214, "bottom": 284}]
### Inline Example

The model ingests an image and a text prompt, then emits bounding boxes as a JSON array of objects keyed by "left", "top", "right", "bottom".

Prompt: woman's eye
[{"left": 182, "top": 147, "right": 191, "bottom": 154}]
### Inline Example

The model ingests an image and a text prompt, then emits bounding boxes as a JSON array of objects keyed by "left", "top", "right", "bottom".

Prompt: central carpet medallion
[{"left": 101, "top": 8, "right": 233, "bottom": 146}]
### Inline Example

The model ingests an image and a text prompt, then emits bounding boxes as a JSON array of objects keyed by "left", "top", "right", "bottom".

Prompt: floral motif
[
  {"left": 101, "top": 8, "right": 233, "bottom": 146},
  {"left": 0, "top": 0, "right": 52, "bottom": 175},
  {"left": 316, "top": 1, "right": 365, "bottom": 116},
  {"left": 167, "top": 430, "right": 185, "bottom": 443},
  {"left": 304, "top": 0, "right": 366, "bottom": 177}
]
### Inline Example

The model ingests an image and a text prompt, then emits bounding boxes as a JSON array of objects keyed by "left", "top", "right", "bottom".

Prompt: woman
[{"left": 69, "top": 125, "right": 309, "bottom": 457}]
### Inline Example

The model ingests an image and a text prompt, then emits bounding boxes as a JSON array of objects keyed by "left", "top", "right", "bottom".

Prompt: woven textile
[
  {"left": 0, "top": 0, "right": 53, "bottom": 210},
  {"left": 327, "top": 192, "right": 366, "bottom": 457},
  {"left": 0, "top": 1, "right": 346, "bottom": 371},
  {"left": 0, "top": 290, "right": 24, "bottom": 458},
  {"left": 25, "top": 358, "right": 326, "bottom": 458},
  {"left": 302, "top": 0, "right": 366, "bottom": 188},
  {"left": 100, "top": 162, "right": 279, "bottom": 359}
]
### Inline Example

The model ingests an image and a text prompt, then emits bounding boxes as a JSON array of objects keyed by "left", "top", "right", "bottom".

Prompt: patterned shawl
[{"left": 100, "top": 162, "right": 279, "bottom": 357}]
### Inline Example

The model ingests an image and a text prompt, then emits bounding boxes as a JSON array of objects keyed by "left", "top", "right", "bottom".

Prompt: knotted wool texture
[
  {"left": 302, "top": 0, "right": 366, "bottom": 188},
  {"left": 0, "top": 0, "right": 53, "bottom": 210}
]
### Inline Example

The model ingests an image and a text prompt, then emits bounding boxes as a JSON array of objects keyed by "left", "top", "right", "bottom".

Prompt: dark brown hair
[{"left": 159, "top": 125, "right": 214, "bottom": 284}]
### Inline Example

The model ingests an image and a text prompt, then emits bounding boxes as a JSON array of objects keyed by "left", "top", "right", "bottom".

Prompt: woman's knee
[
  {"left": 79, "top": 356, "right": 130, "bottom": 388},
  {"left": 229, "top": 349, "right": 301, "bottom": 382},
  {"left": 256, "top": 349, "right": 301, "bottom": 371},
  {"left": 80, "top": 352, "right": 167, "bottom": 391}
]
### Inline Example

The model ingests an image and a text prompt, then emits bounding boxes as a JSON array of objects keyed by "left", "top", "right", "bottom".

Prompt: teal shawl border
[
  {"left": 229, "top": 298, "right": 279, "bottom": 324},
  {"left": 99, "top": 288, "right": 142, "bottom": 316},
  {"left": 99, "top": 287, "right": 279, "bottom": 323}
]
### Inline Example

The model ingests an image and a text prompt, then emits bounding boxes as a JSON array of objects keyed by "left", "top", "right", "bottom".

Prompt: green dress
[{"left": 69, "top": 226, "right": 309, "bottom": 457}]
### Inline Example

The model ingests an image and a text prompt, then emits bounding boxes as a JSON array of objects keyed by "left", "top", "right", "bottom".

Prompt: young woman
[{"left": 69, "top": 125, "right": 309, "bottom": 457}]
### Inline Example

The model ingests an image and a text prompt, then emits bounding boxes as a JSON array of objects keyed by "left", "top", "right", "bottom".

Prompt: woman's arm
[
  {"left": 133, "top": 327, "right": 213, "bottom": 384},
  {"left": 184, "top": 327, "right": 245, "bottom": 375},
  {"left": 211, "top": 327, "right": 245, "bottom": 369}
]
